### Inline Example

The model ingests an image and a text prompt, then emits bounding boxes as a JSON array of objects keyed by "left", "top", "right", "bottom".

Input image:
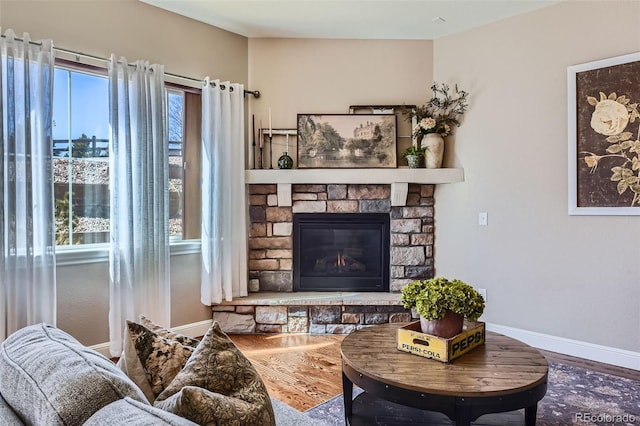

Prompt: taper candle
[
  {"left": 259, "top": 120, "right": 263, "bottom": 148},
  {"left": 268, "top": 107, "right": 272, "bottom": 137}
]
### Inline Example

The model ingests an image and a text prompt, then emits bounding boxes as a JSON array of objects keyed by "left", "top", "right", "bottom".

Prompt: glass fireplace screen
[{"left": 293, "top": 213, "right": 390, "bottom": 292}]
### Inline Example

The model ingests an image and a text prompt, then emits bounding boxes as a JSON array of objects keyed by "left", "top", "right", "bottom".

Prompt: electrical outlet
[{"left": 477, "top": 288, "right": 487, "bottom": 302}]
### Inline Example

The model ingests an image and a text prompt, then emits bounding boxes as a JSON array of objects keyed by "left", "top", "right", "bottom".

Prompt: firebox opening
[{"left": 293, "top": 213, "right": 390, "bottom": 292}]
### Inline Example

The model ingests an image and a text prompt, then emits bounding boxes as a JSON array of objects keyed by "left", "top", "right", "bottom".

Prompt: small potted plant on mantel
[
  {"left": 401, "top": 144, "right": 426, "bottom": 168},
  {"left": 401, "top": 277, "right": 485, "bottom": 338}
]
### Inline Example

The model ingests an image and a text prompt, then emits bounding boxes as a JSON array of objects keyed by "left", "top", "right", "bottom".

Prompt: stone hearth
[{"left": 214, "top": 292, "right": 416, "bottom": 334}]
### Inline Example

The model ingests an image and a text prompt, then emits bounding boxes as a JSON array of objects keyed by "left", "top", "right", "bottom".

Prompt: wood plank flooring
[
  {"left": 229, "top": 333, "right": 345, "bottom": 411},
  {"left": 230, "top": 332, "right": 640, "bottom": 413}
]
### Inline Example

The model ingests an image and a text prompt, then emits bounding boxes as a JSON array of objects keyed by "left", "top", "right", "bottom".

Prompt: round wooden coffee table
[{"left": 341, "top": 323, "right": 548, "bottom": 426}]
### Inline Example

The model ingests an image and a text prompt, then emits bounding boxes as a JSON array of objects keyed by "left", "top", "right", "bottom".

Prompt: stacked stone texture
[
  {"left": 248, "top": 183, "right": 435, "bottom": 293},
  {"left": 213, "top": 304, "right": 414, "bottom": 334},
  {"left": 213, "top": 183, "right": 434, "bottom": 334}
]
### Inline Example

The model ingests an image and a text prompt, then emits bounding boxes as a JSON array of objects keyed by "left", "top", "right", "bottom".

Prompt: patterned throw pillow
[
  {"left": 154, "top": 322, "right": 276, "bottom": 426},
  {"left": 139, "top": 315, "right": 200, "bottom": 348},
  {"left": 118, "top": 321, "right": 195, "bottom": 402}
]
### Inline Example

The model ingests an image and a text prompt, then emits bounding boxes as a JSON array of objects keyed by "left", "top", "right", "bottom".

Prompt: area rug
[
  {"left": 304, "top": 361, "right": 640, "bottom": 425},
  {"left": 271, "top": 397, "right": 328, "bottom": 426}
]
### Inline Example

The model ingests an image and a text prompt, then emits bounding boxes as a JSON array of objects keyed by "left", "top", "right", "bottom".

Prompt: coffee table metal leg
[
  {"left": 342, "top": 372, "right": 353, "bottom": 425},
  {"left": 454, "top": 410, "right": 471, "bottom": 426},
  {"left": 525, "top": 404, "right": 538, "bottom": 426}
]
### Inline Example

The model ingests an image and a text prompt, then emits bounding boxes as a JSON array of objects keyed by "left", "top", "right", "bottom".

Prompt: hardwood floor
[
  {"left": 230, "top": 333, "right": 640, "bottom": 412},
  {"left": 229, "top": 333, "right": 345, "bottom": 411}
]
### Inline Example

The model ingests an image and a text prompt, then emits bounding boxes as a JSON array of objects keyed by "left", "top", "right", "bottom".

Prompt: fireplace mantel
[{"left": 246, "top": 167, "right": 463, "bottom": 206}]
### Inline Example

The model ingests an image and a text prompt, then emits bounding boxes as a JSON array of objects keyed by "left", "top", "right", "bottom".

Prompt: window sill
[{"left": 55, "top": 239, "right": 201, "bottom": 266}]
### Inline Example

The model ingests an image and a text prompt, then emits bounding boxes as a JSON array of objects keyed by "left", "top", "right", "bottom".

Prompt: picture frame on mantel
[
  {"left": 567, "top": 52, "right": 640, "bottom": 215},
  {"left": 296, "top": 114, "right": 397, "bottom": 168}
]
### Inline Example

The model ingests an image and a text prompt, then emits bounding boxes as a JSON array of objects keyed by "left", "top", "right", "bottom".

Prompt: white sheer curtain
[
  {"left": 201, "top": 79, "right": 247, "bottom": 304},
  {"left": 108, "top": 56, "right": 170, "bottom": 356},
  {"left": 0, "top": 30, "right": 56, "bottom": 341}
]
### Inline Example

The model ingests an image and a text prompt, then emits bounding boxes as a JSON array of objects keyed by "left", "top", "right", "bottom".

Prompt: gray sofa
[
  {"left": 0, "top": 321, "right": 287, "bottom": 425},
  {"left": 0, "top": 323, "right": 197, "bottom": 425}
]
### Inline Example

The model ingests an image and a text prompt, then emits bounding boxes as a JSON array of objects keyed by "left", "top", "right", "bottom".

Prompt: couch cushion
[
  {"left": 154, "top": 322, "right": 275, "bottom": 426},
  {"left": 84, "top": 397, "right": 198, "bottom": 426},
  {"left": 0, "top": 392, "right": 23, "bottom": 425},
  {"left": 0, "top": 323, "right": 148, "bottom": 425},
  {"left": 117, "top": 320, "right": 195, "bottom": 402}
]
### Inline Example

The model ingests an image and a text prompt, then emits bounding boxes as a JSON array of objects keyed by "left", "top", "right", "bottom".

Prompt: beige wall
[
  {"left": 433, "top": 1, "right": 640, "bottom": 352},
  {"left": 248, "top": 38, "right": 433, "bottom": 164},
  {"left": 1, "top": 0, "right": 249, "bottom": 345},
  {"left": 0, "top": 0, "right": 247, "bottom": 83},
  {"left": 3, "top": 0, "right": 639, "bottom": 356}
]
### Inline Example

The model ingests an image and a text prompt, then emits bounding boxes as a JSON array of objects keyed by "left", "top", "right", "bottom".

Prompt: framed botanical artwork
[
  {"left": 296, "top": 114, "right": 397, "bottom": 168},
  {"left": 567, "top": 52, "right": 640, "bottom": 215}
]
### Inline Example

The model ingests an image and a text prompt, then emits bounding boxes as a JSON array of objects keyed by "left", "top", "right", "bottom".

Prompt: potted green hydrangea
[{"left": 401, "top": 277, "right": 485, "bottom": 338}]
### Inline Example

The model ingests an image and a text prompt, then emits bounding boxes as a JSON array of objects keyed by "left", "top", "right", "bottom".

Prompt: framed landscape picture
[
  {"left": 567, "top": 52, "right": 640, "bottom": 215},
  {"left": 296, "top": 114, "right": 397, "bottom": 168}
]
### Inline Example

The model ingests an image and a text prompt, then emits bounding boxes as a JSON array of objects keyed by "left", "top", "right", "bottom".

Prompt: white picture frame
[{"left": 567, "top": 52, "right": 640, "bottom": 215}]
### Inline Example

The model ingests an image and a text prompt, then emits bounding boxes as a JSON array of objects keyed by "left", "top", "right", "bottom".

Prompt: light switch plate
[{"left": 478, "top": 212, "right": 488, "bottom": 226}]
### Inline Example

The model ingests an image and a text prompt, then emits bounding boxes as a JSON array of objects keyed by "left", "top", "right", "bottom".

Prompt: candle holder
[
  {"left": 253, "top": 144, "right": 257, "bottom": 169},
  {"left": 252, "top": 115, "right": 257, "bottom": 169},
  {"left": 268, "top": 135, "right": 273, "bottom": 169},
  {"left": 259, "top": 128, "right": 297, "bottom": 169}
]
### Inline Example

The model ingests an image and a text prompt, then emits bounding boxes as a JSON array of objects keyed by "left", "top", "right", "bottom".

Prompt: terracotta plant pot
[{"left": 420, "top": 310, "right": 464, "bottom": 338}]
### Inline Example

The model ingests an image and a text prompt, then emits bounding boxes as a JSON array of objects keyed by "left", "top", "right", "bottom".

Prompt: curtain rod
[{"left": 0, "top": 34, "right": 260, "bottom": 98}]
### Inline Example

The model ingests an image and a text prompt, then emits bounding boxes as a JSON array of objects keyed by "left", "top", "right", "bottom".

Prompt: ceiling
[{"left": 140, "top": 0, "right": 560, "bottom": 40}]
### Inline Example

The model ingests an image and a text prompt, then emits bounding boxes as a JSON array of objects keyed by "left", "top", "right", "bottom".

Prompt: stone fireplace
[
  {"left": 213, "top": 167, "right": 464, "bottom": 334},
  {"left": 247, "top": 183, "right": 435, "bottom": 293},
  {"left": 213, "top": 181, "right": 438, "bottom": 333}
]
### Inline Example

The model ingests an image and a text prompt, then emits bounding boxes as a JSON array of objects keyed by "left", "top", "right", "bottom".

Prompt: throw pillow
[
  {"left": 117, "top": 321, "right": 195, "bottom": 402},
  {"left": 154, "top": 322, "right": 275, "bottom": 426},
  {"left": 0, "top": 323, "right": 148, "bottom": 425},
  {"left": 139, "top": 315, "right": 200, "bottom": 348}
]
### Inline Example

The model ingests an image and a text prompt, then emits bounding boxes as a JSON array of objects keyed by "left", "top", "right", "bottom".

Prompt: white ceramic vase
[{"left": 421, "top": 134, "right": 444, "bottom": 168}]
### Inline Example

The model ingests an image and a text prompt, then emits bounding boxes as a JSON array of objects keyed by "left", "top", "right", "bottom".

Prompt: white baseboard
[
  {"left": 89, "top": 342, "right": 113, "bottom": 359},
  {"left": 170, "top": 319, "right": 214, "bottom": 339},
  {"left": 91, "top": 319, "right": 639, "bottom": 371},
  {"left": 486, "top": 323, "right": 640, "bottom": 371},
  {"left": 90, "top": 319, "right": 214, "bottom": 359}
]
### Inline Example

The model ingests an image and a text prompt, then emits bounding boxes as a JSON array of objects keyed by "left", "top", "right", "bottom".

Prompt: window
[
  {"left": 165, "top": 87, "right": 203, "bottom": 241},
  {"left": 167, "top": 89, "right": 184, "bottom": 238},
  {"left": 53, "top": 65, "right": 110, "bottom": 246},
  {"left": 53, "top": 62, "right": 201, "bottom": 247}
]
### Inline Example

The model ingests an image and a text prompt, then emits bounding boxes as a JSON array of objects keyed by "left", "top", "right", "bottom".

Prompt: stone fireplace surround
[{"left": 213, "top": 182, "right": 436, "bottom": 334}]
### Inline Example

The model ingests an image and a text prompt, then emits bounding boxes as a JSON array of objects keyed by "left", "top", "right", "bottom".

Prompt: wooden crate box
[{"left": 397, "top": 321, "right": 485, "bottom": 362}]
